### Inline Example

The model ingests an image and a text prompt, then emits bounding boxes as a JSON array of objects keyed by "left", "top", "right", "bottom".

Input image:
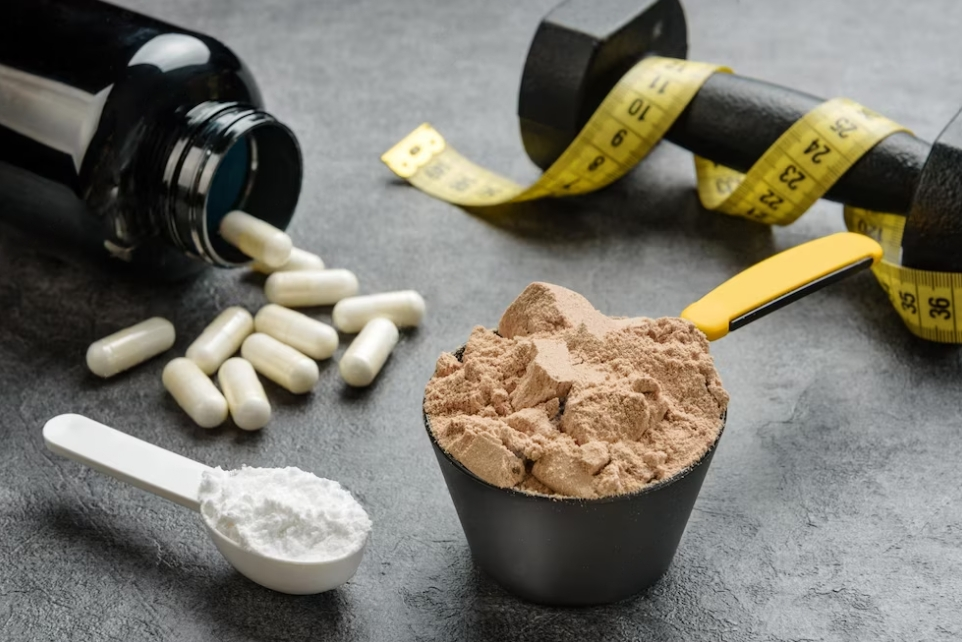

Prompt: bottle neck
[{"left": 158, "top": 101, "right": 302, "bottom": 266}]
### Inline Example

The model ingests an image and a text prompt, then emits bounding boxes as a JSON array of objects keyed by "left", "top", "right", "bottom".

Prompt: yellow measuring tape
[
  {"left": 381, "top": 57, "right": 962, "bottom": 343},
  {"left": 844, "top": 208, "right": 962, "bottom": 343}
]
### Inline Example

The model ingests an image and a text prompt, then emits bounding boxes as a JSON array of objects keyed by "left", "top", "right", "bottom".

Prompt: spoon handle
[
  {"left": 43, "top": 414, "right": 210, "bottom": 511},
  {"left": 681, "top": 232, "right": 882, "bottom": 341}
]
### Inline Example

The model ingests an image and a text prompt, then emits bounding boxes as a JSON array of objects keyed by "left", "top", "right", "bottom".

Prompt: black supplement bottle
[{"left": 0, "top": 0, "right": 303, "bottom": 278}]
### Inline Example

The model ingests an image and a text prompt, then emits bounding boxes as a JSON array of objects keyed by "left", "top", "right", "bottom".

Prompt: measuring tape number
[{"left": 381, "top": 57, "right": 961, "bottom": 344}]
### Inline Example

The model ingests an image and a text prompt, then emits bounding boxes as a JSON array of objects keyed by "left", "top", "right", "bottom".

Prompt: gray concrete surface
[{"left": 1, "top": 0, "right": 961, "bottom": 640}]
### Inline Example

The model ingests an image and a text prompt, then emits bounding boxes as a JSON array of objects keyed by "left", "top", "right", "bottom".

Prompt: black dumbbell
[{"left": 517, "top": 0, "right": 962, "bottom": 273}]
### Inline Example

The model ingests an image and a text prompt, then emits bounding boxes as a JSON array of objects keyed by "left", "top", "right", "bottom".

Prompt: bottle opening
[
  {"left": 164, "top": 102, "right": 303, "bottom": 266},
  {"left": 204, "top": 126, "right": 302, "bottom": 263},
  {"left": 206, "top": 136, "right": 250, "bottom": 236}
]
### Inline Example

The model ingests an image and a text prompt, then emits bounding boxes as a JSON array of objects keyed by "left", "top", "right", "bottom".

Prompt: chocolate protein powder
[{"left": 424, "top": 283, "right": 729, "bottom": 498}]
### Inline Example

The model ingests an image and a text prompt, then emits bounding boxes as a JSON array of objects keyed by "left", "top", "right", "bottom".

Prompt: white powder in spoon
[{"left": 198, "top": 466, "right": 372, "bottom": 562}]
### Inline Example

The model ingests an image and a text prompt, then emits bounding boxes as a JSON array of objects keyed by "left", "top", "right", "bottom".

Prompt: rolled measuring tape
[{"left": 381, "top": 57, "right": 962, "bottom": 344}]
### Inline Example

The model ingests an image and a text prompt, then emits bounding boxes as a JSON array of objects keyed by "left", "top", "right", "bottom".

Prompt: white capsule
[
  {"left": 254, "top": 304, "right": 338, "bottom": 360},
  {"left": 241, "top": 333, "right": 319, "bottom": 394},
  {"left": 162, "top": 358, "right": 228, "bottom": 428},
  {"left": 251, "top": 247, "right": 325, "bottom": 274},
  {"left": 339, "top": 318, "right": 399, "bottom": 387},
  {"left": 219, "top": 210, "right": 292, "bottom": 268},
  {"left": 333, "top": 290, "right": 426, "bottom": 333},
  {"left": 264, "top": 269, "right": 359, "bottom": 307},
  {"left": 86, "top": 317, "right": 175, "bottom": 378},
  {"left": 218, "top": 358, "right": 271, "bottom": 431},
  {"left": 185, "top": 307, "right": 254, "bottom": 375}
]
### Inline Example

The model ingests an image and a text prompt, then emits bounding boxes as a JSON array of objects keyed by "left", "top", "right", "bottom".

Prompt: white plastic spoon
[{"left": 42, "top": 413, "right": 365, "bottom": 595}]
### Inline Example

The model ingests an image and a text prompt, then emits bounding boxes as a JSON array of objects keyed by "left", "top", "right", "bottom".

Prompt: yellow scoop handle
[{"left": 681, "top": 232, "right": 883, "bottom": 341}]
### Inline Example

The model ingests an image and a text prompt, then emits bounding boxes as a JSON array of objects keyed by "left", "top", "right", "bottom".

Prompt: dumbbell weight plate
[
  {"left": 901, "top": 108, "right": 962, "bottom": 272},
  {"left": 518, "top": 0, "right": 687, "bottom": 170}
]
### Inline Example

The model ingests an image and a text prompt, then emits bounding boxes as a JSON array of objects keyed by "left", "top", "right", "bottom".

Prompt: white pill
[
  {"left": 251, "top": 247, "right": 325, "bottom": 274},
  {"left": 219, "top": 210, "right": 292, "bottom": 267},
  {"left": 264, "top": 269, "right": 359, "bottom": 307},
  {"left": 162, "top": 358, "right": 228, "bottom": 428},
  {"left": 254, "top": 304, "right": 338, "bottom": 360},
  {"left": 333, "top": 290, "right": 426, "bottom": 333},
  {"left": 86, "top": 317, "right": 175, "bottom": 378},
  {"left": 339, "top": 318, "right": 399, "bottom": 387},
  {"left": 185, "top": 307, "right": 254, "bottom": 375},
  {"left": 218, "top": 358, "right": 271, "bottom": 431},
  {"left": 241, "top": 333, "right": 319, "bottom": 394}
]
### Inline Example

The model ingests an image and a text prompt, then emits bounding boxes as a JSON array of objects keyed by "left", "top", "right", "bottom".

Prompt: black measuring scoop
[{"left": 424, "top": 232, "right": 882, "bottom": 605}]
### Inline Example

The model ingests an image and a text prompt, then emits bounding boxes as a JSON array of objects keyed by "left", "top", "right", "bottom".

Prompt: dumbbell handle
[{"left": 664, "top": 73, "right": 929, "bottom": 215}]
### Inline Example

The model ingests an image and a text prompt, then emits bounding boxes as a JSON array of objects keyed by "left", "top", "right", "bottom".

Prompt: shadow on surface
[
  {"left": 0, "top": 227, "right": 206, "bottom": 367},
  {"left": 808, "top": 267, "right": 962, "bottom": 364},
  {"left": 386, "top": 162, "right": 780, "bottom": 267},
  {"left": 399, "top": 549, "right": 682, "bottom": 641},
  {"left": 470, "top": 183, "right": 777, "bottom": 259},
  {"left": 40, "top": 504, "right": 359, "bottom": 640}
]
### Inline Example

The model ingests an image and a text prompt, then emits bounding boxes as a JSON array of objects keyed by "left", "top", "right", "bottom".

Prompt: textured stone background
[{"left": 2, "top": 0, "right": 961, "bottom": 640}]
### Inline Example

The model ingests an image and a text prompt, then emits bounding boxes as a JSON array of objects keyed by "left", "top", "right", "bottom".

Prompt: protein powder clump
[{"left": 425, "top": 283, "right": 729, "bottom": 498}]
